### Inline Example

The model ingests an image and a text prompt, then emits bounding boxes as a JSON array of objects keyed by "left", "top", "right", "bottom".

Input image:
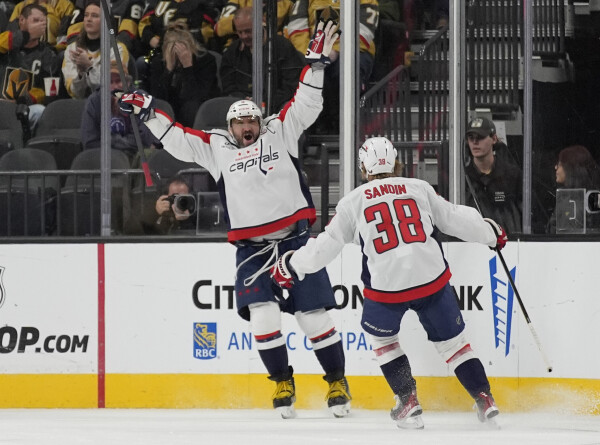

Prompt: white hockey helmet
[
  {"left": 226, "top": 99, "right": 262, "bottom": 131},
  {"left": 358, "top": 137, "right": 398, "bottom": 175}
]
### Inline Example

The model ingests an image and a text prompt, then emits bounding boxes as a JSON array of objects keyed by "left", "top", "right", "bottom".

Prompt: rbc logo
[{"left": 193, "top": 322, "right": 217, "bottom": 360}]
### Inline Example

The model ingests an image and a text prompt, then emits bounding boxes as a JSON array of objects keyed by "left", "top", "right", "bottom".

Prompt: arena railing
[{"left": 359, "top": 64, "right": 412, "bottom": 143}]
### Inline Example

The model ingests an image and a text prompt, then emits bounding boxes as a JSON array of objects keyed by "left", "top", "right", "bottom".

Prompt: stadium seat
[
  {"left": 193, "top": 96, "right": 238, "bottom": 131},
  {"left": 25, "top": 98, "right": 86, "bottom": 171},
  {"left": 154, "top": 98, "right": 176, "bottom": 121},
  {"left": 58, "top": 149, "right": 131, "bottom": 236},
  {"left": 0, "top": 100, "right": 24, "bottom": 155},
  {"left": 0, "top": 148, "right": 59, "bottom": 236}
]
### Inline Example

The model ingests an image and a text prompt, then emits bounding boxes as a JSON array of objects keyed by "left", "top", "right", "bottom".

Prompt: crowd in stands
[
  {"left": 15, "top": 0, "right": 597, "bottom": 239},
  {"left": 0, "top": 0, "right": 451, "bottom": 144}
]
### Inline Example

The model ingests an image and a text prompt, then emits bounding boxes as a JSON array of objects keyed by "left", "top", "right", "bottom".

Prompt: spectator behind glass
[
  {"left": 147, "top": 27, "right": 219, "bottom": 128},
  {"left": 214, "top": 0, "right": 294, "bottom": 48},
  {"left": 9, "top": 0, "right": 75, "bottom": 48},
  {"left": 62, "top": 0, "right": 130, "bottom": 99},
  {"left": 286, "top": 1, "right": 378, "bottom": 133},
  {"left": 58, "top": 0, "right": 146, "bottom": 56},
  {"left": 220, "top": 7, "right": 304, "bottom": 112},
  {"left": 464, "top": 117, "right": 522, "bottom": 234},
  {"left": 80, "top": 61, "right": 160, "bottom": 164},
  {"left": 153, "top": 175, "right": 196, "bottom": 235},
  {"left": 0, "top": 4, "right": 60, "bottom": 133},
  {"left": 546, "top": 145, "right": 600, "bottom": 234}
]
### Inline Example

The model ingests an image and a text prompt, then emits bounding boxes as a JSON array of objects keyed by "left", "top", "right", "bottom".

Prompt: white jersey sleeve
[
  {"left": 143, "top": 109, "right": 223, "bottom": 179},
  {"left": 424, "top": 183, "right": 497, "bottom": 247},
  {"left": 290, "top": 204, "right": 355, "bottom": 275},
  {"left": 272, "top": 66, "right": 324, "bottom": 158}
]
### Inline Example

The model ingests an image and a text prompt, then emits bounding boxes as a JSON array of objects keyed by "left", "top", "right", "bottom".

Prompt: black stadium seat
[
  {"left": 58, "top": 149, "right": 130, "bottom": 236},
  {"left": 0, "top": 148, "right": 59, "bottom": 236},
  {"left": 25, "top": 98, "right": 86, "bottom": 171}
]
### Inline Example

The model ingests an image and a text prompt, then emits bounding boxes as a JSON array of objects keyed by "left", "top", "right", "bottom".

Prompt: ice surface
[{"left": 1, "top": 409, "right": 599, "bottom": 445}]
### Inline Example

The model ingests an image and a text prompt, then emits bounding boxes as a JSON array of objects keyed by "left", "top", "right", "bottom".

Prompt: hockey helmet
[
  {"left": 226, "top": 100, "right": 262, "bottom": 131},
  {"left": 358, "top": 137, "right": 398, "bottom": 175}
]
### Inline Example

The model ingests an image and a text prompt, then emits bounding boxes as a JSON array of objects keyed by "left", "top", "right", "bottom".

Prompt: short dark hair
[
  {"left": 164, "top": 174, "right": 192, "bottom": 194},
  {"left": 21, "top": 3, "right": 48, "bottom": 18}
]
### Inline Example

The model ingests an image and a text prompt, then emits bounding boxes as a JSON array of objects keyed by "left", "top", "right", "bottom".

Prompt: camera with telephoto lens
[{"left": 167, "top": 193, "right": 196, "bottom": 215}]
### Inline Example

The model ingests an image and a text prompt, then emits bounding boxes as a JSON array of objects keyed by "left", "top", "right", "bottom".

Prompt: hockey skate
[
  {"left": 324, "top": 376, "right": 351, "bottom": 418},
  {"left": 474, "top": 391, "right": 499, "bottom": 426},
  {"left": 271, "top": 376, "right": 297, "bottom": 419},
  {"left": 390, "top": 391, "right": 424, "bottom": 429}
]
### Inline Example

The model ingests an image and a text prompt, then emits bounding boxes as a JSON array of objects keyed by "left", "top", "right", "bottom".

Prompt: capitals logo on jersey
[
  {"left": 193, "top": 322, "right": 217, "bottom": 360},
  {"left": 488, "top": 256, "right": 515, "bottom": 357},
  {"left": 2, "top": 67, "right": 33, "bottom": 101},
  {"left": 229, "top": 143, "right": 279, "bottom": 175}
]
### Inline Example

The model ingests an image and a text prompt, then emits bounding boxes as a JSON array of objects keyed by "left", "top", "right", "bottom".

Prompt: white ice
[{"left": 1, "top": 409, "right": 599, "bottom": 445}]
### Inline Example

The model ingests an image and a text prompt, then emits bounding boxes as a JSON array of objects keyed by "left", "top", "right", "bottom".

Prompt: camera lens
[{"left": 173, "top": 194, "right": 196, "bottom": 214}]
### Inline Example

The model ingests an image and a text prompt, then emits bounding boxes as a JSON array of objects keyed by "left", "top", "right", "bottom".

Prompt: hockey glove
[
  {"left": 305, "top": 19, "right": 340, "bottom": 69},
  {"left": 484, "top": 218, "right": 507, "bottom": 251},
  {"left": 270, "top": 250, "right": 297, "bottom": 290},
  {"left": 113, "top": 89, "right": 155, "bottom": 122}
]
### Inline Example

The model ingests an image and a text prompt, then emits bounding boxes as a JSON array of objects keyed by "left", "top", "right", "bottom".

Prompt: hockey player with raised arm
[
  {"left": 117, "top": 20, "right": 350, "bottom": 419},
  {"left": 271, "top": 137, "right": 508, "bottom": 429}
]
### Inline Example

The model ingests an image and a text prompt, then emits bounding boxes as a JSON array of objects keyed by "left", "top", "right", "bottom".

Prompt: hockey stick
[
  {"left": 99, "top": 0, "right": 153, "bottom": 187},
  {"left": 464, "top": 142, "right": 553, "bottom": 373}
]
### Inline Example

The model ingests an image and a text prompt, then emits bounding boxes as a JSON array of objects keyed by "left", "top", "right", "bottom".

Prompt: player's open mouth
[{"left": 243, "top": 133, "right": 253, "bottom": 142}]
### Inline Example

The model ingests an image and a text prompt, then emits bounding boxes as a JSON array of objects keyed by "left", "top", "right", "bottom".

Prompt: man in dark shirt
[
  {"left": 465, "top": 117, "right": 522, "bottom": 234},
  {"left": 220, "top": 7, "right": 304, "bottom": 112}
]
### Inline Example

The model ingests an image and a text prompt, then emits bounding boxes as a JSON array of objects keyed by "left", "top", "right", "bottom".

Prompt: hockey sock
[
  {"left": 454, "top": 358, "right": 491, "bottom": 399},
  {"left": 380, "top": 354, "right": 416, "bottom": 398},
  {"left": 313, "top": 339, "right": 346, "bottom": 377},
  {"left": 258, "top": 344, "right": 290, "bottom": 380}
]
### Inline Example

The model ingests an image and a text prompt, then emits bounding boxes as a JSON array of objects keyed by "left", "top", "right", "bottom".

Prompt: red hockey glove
[
  {"left": 113, "top": 89, "right": 155, "bottom": 122},
  {"left": 484, "top": 218, "right": 507, "bottom": 251},
  {"left": 270, "top": 250, "right": 297, "bottom": 289},
  {"left": 305, "top": 19, "right": 340, "bottom": 69}
]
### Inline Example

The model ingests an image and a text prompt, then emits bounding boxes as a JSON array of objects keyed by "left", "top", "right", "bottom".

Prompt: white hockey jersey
[
  {"left": 144, "top": 66, "right": 323, "bottom": 242},
  {"left": 290, "top": 177, "right": 498, "bottom": 303}
]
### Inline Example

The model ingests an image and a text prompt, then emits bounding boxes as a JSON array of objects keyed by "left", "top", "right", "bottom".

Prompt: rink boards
[{"left": 0, "top": 242, "right": 599, "bottom": 413}]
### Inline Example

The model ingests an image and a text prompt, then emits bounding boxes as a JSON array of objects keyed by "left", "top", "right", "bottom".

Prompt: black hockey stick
[
  {"left": 99, "top": 0, "right": 153, "bottom": 187},
  {"left": 464, "top": 142, "right": 553, "bottom": 373}
]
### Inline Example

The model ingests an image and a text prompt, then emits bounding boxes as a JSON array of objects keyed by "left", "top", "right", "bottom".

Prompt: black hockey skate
[
  {"left": 269, "top": 367, "right": 297, "bottom": 419},
  {"left": 324, "top": 374, "right": 351, "bottom": 418},
  {"left": 390, "top": 390, "right": 424, "bottom": 429}
]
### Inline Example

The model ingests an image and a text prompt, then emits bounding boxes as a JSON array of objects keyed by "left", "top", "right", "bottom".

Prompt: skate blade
[
  {"left": 396, "top": 414, "right": 424, "bottom": 430},
  {"left": 482, "top": 417, "right": 501, "bottom": 430},
  {"left": 276, "top": 405, "right": 297, "bottom": 419},
  {"left": 330, "top": 402, "right": 351, "bottom": 418}
]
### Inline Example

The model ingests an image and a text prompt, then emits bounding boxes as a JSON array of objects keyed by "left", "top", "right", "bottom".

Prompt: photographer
[{"left": 154, "top": 175, "right": 196, "bottom": 235}]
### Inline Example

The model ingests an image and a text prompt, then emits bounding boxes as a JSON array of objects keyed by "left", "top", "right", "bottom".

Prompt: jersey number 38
[{"left": 364, "top": 198, "right": 426, "bottom": 254}]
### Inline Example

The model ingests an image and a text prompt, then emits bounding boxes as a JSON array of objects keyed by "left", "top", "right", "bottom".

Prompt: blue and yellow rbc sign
[{"left": 193, "top": 322, "right": 217, "bottom": 360}]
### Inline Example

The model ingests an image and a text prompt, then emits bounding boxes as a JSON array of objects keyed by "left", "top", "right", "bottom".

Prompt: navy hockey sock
[
  {"left": 313, "top": 339, "right": 346, "bottom": 376},
  {"left": 258, "top": 344, "right": 290, "bottom": 380},
  {"left": 380, "top": 354, "right": 416, "bottom": 398},
  {"left": 454, "top": 358, "right": 491, "bottom": 399}
]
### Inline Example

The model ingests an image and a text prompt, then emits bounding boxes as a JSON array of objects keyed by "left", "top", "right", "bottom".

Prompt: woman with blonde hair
[{"left": 147, "top": 27, "right": 219, "bottom": 127}]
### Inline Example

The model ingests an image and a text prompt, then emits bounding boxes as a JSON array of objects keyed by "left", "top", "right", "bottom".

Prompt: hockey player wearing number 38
[
  {"left": 271, "top": 137, "right": 508, "bottom": 429},
  {"left": 117, "top": 20, "right": 350, "bottom": 419}
]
